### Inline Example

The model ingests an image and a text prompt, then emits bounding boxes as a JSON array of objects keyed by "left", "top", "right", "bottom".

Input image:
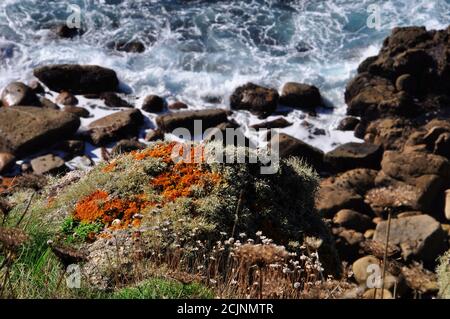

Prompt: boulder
[
  {"left": 333, "top": 209, "right": 374, "bottom": 232},
  {"left": 40, "top": 97, "right": 60, "bottom": 110},
  {"left": 332, "top": 228, "right": 365, "bottom": 262},
  {"left": 364, "top": 118, "right": 415, "bottom": 150},
  {"left": 52, "top": 24, "right": 84, "bottom": 38},
  {"left": 279, "top": 82, "right": 322, "bottom": 109},
  {"left": 270, "top": 133, "right": 324, "bottom": 169},
  {"left": 315, "top": 185, "right": 367, "bottom": 218},
  {"left": 107, "top": 40, "right": 145, "bottom": 53},
  {"left": 54, "top": 140, "right": 85, "bottom": 159},
  {"left": 337, "top": 117, "right": 360, "bottom": 131},
  {"left": 145, "top": 129, "right": 164, "bottom": 142},
  {"left": 56, "top": 91, "right": 78, "bottom": 105},
  {"left": 142, "top": 95, "right": 165, "bottom": 113},
  {"left": 230, "top": 83, "right": 278, "bottom": 117},
  {"left": 87, "top": 109, "right": 144, "bottom": 145},
  {"left": 0, "top": 106, "right": 80, "bottom": 157},
  {"left": 324, "top": 142, "right": 382, "bottom": 172},
  {"left": 395, "top": 74, "right": 417, "bottom": 94},
  {"left": 250, "top": 117, "right": 292, "bottom": 130},
  {"left": 33, "top": 64, "right": 119, "bottom": 94},
  {"left": 0, "top": 152, "right": 15, "bottom": 174},
  {"left": 373, "top": 215, "right": 447, "bottom": 265},
  {"left": 63, "top": 106, "right": 90, "bottom": 118},
  {"left": 111, "top": 139, "right": 146, "bottom": 156},
  {"left": 100, "top": 92, "right": 133, "bottom": 108},
  {"left": 168, "top": 101, "right": 188, "bottom": 110},
  {"left": 156, "top": 109, "right": 229, "bottom": 134},
  {"left": 30, "top": 154, "right": 67, "bottom": 175},
  {"left": 332, "top": 168, "right": 378, "bottom": 196},
  {"left": 1, "top": 82, "right": 40, "bottom": 107}
]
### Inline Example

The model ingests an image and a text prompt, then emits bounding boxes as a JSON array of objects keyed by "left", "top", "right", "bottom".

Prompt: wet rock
[
  {"left": 87, "top": 109, "right": 144, "bottom": 145},
  {"left": 142, "top": 95, "right": 165, "bottom": 113},
  {"left": 373, "top": 215, "right": 447, "bottom": 266},
  {"left": 230, "top": 82, "right": 279, "bottom": 117},
  {"left": 0, "top": 152, "right": 15, "bottom": 174},
  {"left": 100, "top": 92, "right": 133, "bottom": 108},
  {"left": 280, "top": 82, "right": 322, "bottom": 109},
  {"left": 270, "top": 133, "right": 324, "bottom": 169},
  {"left": 156, "top": 109, "right": 229, "bottom": 134},
  {"left": 333, "top": 209, "right": 374, "bottom": 232},
  {"left": 145, "top": 129, "right": 164, "bottom": 142},
  {"left": 1, "top": 82, "right": 40, "bottom": 107},
  {"left": 52, "top": 24, "right": 84, "bottom": 38},
  {"left": 324, "top": 142, "right": 382, "bottom": 172},
  {"left": 33, "top": 64, "right": 119, "bottom": 94},
  {"left": 56, "top": 91, "right": 78, "bottom": 105},
  {"left": 30, "top": 154, "right": 67, "bottom": 175},
  {"left": 250, "top": 117, "right": 292, "bottom": 130},
  {"left": 111, "top": 139, "right": 146, "bottom": 156},
  {"left": 168, "top": 101, "right": 188, "bottom": 110},
  {"left": 337, "top": 117, "right": 360, "bottom": 131},
  {"left": 0, "top": 106, "right": 80, "bottom": 157},
  {"left": 107, "top": 40, "right": 145, "bottom": 53},
  {"left": 63, "top": 105, "right": 90, "bottom": 118}
]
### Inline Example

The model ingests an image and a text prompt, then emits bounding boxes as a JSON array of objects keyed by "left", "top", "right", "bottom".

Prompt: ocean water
[{"left": 1, "top": 0, "right": 449, "bottom": 158}]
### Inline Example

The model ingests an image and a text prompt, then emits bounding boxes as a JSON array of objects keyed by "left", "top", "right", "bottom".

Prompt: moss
[{"left": 437, "top": 250, "right": 450, "bottom": 299}]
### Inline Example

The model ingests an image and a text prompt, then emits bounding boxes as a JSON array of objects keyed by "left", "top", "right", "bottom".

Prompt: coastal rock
[
  {"left": 270, "top": 133, "right": 324, "bottom": 169},
  {"left": 332, "top": 168, "right": 378, "bottom": 196},
  {"left": 56, "top": 91, "right": 78, "bottom": 105},
  {"left": 364, "top": 118, "right": 415, "bottom": 150},
  {"left": 54, "top": 140, "right": 85, "bottom": 159},
  {"left": 107, "top": 40, "right": 145, "bottom": 53},
  {"left": 0, "top": 152, "right": 15, "bottom": 174},
  {"left": 156, "top": 109, "right": 229, "bottom": 134},
  {"left": 279, "top": 82, "right": 322, "bottom": 109},
  {"left": 250, "top": 117, "right": 292, "bottom": 130},
  {"left": 52, "top": 24, "right": 84, "bottom": 38},
  {"left": 145, "top": 129, "right": 164, "bottom": 142},
  {"left": 1, "top": 82, "right": 40, "bottom": 107},
  {"left": 373, "top": 215, "right": 447, "bottom": 265},
  {"left": 168, "top": 101, "right": 188, "bottom": 110},
  {"left": 332, "top": 228, "right": 365, "bottom": 262},
  {"left": 100, "top": 92, "right": 133, "bottom": 108},
  {"left": 30, "top": 154, "right": 67, "bottom": 175},
  {"left": 63, "top": 105, "right": 90, "bottom": 118},
  {"left": 333, "top": 209, "right": 374, "bottom": 233},
  {"left": 324, "top": 142, "right": 382, "bottom": 172},
  {"left": 0, "top": 106, "right": 80, "bottom": 157},
  {"left": 111, "top": 139, "right": 146, "bottom": 156},
  {"left": 230, "top": 83, "right": 278, "bottom": 117},
  {"left": 33, "top": 64, "right": 119, "bottom": 94},
  {"left": 395, "top": 74, "right": 417, "bottom": 94},
  {"left": 142, "top": 95, "right": 165, "bottom": 113},
  {"left": 337, "top": 117, "right": 360, "bottom": 131},
  {"left": 39, "top": 97, "right": 60, "bottom": 110},
  {"left": 87, "top": 109, "right": 144, "bottom": 145},
  {"left": 315, "top": 185, "right": 366, "bottom": 218}
]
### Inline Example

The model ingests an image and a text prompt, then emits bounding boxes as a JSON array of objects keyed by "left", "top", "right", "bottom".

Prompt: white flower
[
  {"left": 256, "top": 231, "right": 263, "bottom": 237},
  {"left": 239, "top": 232, "right": 247, "bottom": 238},
  {"left": 293, "top": 282, "right": 301, "bottom": 289}
]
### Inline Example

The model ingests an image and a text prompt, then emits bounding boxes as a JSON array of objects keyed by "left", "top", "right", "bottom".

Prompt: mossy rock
[{"left": 23, "top": 141, "right": 339, "bottom": 288}]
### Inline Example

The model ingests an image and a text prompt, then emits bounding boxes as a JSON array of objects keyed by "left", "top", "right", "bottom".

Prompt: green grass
[{"left": 112, "top": 278, "right": 213, "bottom": 299}]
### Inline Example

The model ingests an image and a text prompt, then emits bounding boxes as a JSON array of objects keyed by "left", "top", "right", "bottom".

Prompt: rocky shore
[{"left": 1, "top": 25, "right": 450, "bottom": 299}]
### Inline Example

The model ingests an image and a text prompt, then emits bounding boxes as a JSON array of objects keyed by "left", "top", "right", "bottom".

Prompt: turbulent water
[{"left": 1, "top": 0, "right": 450, "bottom": 154}]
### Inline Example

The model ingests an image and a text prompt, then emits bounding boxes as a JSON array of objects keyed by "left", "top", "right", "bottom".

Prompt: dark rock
[
  {"left": 33, "top": 64, "right": 119, "bottom": 94},
  {"left": 142, "top": 95, "right": 165, "bottom": 113},
  {"left": 52, "top": 24, "right": 84, "bottom": 38},
  {"left": 395, "top": 74, "right": 417, "bottom": 94},
  {"left": 315, "top": 185, "right": 367, "bottom": 218},
  {"left": 0, "top": 106, "right": 80, "bottom": 157},
  {"left": 100, "top": 92, "right": 133, "bottom": 108},
  {"left": 1, "top": 82, "right": 40, "bottom": 107},
  {"left": 364, "top": 118, "right": 415, "bottom": 150},
  {"left": 333, "top": 209, "right": 374, "bottom": 232},
  {"left": 324, "top": 142, "right": 382, "bottom": 172},
  {"left": 87, "top": 109, "right": 143, "bottom": 145},
  {"left": 434, "top": 132, "right": 450, "bottom": 159},
  {"left": 250, "top": 117, "right": 292, "bottom": 130},
  {"left": 63, "top": 105, "right": 90, "bottom": 118},
  {"left": 54, "top": 140, "right": 85, "bottom": 159},
  {"left": 270, "top": 133, "right": 324, "bottom": 169},
  {"left": 56, "top": 91, "right": 78, "bottom": 105},
  {"left": 0, "top": 152, "right": 15, "bottom": 174},
  {"left": 111, "top": 139, "right": 146, "bottom": 156},
  {"left": 156, "top": 109, "right": 229, "bottom": 134},
  {"left": 145, "top": 129, "right": 164, "bottom": 142},
  {"left": 39, "top": 97, "right": 60, "bottom": 110},
  {"left": 230, "top": 83, "right": 278, "bottom": 117},
  {"left": 168, "top": 101, "right": 188, "bottom": 110},
  {"left": 332, "top": 228, "right": 365, "bottom": 262},
  {"left": 337, "top": 117, "right": 360, "bottom": 131},
  {"left": 373, "top": 215, "right": 447, "bottom": 266},
  {"left": 30, "top": 154, "right": 67, "bottom": 175},
  {"left": 280, "top": 82, "right": 322, "bottom": 109},
  {"left": 108, "top": 40, "right": 145, "bottom": 53},
  {"left": 28, "top": 80, "right": 45, "bottom": 95}
]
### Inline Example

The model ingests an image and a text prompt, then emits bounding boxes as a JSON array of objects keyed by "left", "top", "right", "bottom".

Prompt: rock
[
  {"left": 364, "top": 230, "right": 375, "bottom": 239},
  {"left": 156, "top": 109, "right": 229, "bottom": 134},
  {"left": 373, "top": 215, "right": 447, "bottom": 265},
  {"left": 381, "top": 150, "right": 450, "bottom": 183},
  {"left": 315, "top": 186, "right": 367, "bottom": 218},
  {"left": 30, "top": 154, "right": 67, "bottom": 175},
  {"left": 54, "top": 140, "right": 85, "bottom": 159},
  {"left": 1, "top": 82, "right": 40, "bottom": 107},
  {"left": 332, "top": 168, "right": 378, "bottom": 195},
  {"left": 142, "top": 95, "right": 165, "bottom": 113},
  {"left": 337, "top": 117, "right": 360, "bottom": 131},
  {"left": 230, "top": 83, "right": 278, "bottom": 117},
  {"left": 445, "top": 190, "right": 450, "bottom": 220},
  {"left": 250, "top": 117, "right": 292, "bottom": 130},
  {"left": 0, "top": 106, "right": 80, "bottom": 157},
  {"left": 168, "top": 101, "right": 188, "bottom": 110},
  {"left": 363, "top": 118, "right": 415, "bottom": 150},
  {"left": 0, "top": 152, "right": 15, "bottom": 174},
  {"left": 100, "top": 92, "right": 133, "bottom": 108},
  {"left": 56, "top": 91, "right": 78, "bottom": 105},
  {"left": 33, "top": 64, "right": 119, "bottom": 94},
  {"left": 280, "top": 82, "right": 322, "bottom": 109},
  {"left": 39, "top": 97, "right": 60, "bottom": 110},
  {"left": 352, "top": 255, "right": 381, "bottom": 285},
  {"left": 111, "top": 139, "right": 146, "bottom": 156},
  {"left": 401, "top": 264, "right": 439, "bottom": 295},
  {"left": 395, "top": 74, "right": 417, "bottom": 94},
  {"left": 324, "top": 142, "right": 382, "bottom": 172},
  {"left": 87, "top": 109, "right": 144, "bottom": 145},
  {"left": 52, "top": 24, "right": 84, "bottom": 38},
  {"left": 107, "top": 40, "right": 145, "bottom": 53},
  {"left": 63, "top": 105, "right": 90, "bottom": 118},
  {"left": 28, "top": 80, "right": 45, "bottom": 95},
  {"left": 270, "top": 133, "right": 324, "bottom": 169},
  {"left": 333, "top": 209, "right": 374, "bottom": 232},
  {"left": 393, "top": 49, "right": 433, "bottom": 76},
  {"left": 333, "top": 228, "right": 365, "bottom": 262},
  {"left": 145, "top": 129, "right": 164, "bottom": 142},
  {"left": 434, "top": 132, "right": 450, "bottom": 159},
  {"left": 362, "top": 289, "right": 393, "bottom": 299}
]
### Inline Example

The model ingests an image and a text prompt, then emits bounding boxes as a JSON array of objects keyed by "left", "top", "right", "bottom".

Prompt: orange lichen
[
  {"left": 132, "top": 142, "right": 178, "bottom": 162},
  {"left": 73, "top": 190, "right": 151, "bottom": 229},
  {"left": 102, "top": 161, "right": 117, "bottom": 173}
]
